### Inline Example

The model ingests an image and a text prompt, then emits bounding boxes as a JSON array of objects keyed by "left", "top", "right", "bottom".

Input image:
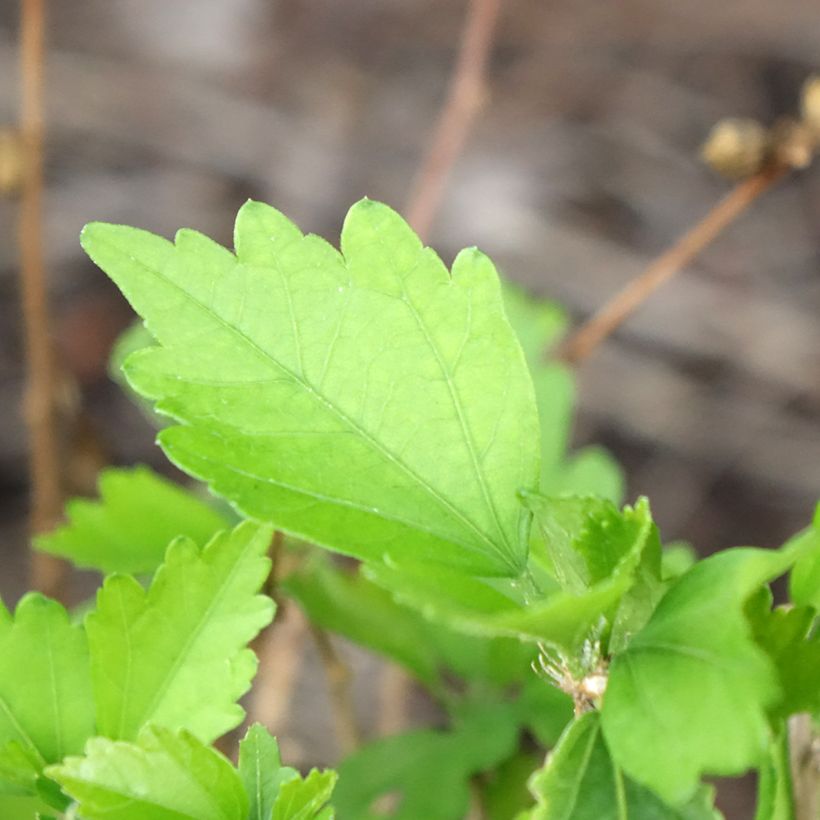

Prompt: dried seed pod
[
  {"left": 770, "top": 117, "right": 815, "bottom": 170},
  {"left": 700, "top": 118, "right": 768, "bottom": 180},
  {"left": 0, "top": 128, "right": 24, "bottom": 195},
  {"left": 800, "top": 75, "right": 820, "bottom": 139}
]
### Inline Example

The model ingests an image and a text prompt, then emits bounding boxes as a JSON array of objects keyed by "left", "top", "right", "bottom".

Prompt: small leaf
[
  {"left": 0, "top": 595, "right": 94, "bottom": 795},
  {"left": 746, "top": 589, "right": 820, "bottom": 717},
  {"left": 273, "top": 769, "right": 337, "bottom": 820},
  {"left": 788, "top": 505, "right": 820, "bottom": 609},
  {"left": 523, "top": 712, "right": 721, "bottom": 819},
  {"left": 36, "top": 465, "right": 230, "bottom": 574},
  {"left": 602, "top": 547, "right": 805, "bottom": 803},
  {"left": 239, "top": 724, "right": 297, "bottom": 820},
  {"left": 83, "top": 199, "right": 540, "bottom": 577},
  {"left": 87, "top": 521, "right": 275, "bottom": 742},
  {"left": 48, "top": 725, "right": 248, "bottom": 820}
]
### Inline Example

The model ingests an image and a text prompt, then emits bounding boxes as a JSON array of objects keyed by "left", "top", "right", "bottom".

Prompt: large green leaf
[
  {"left": 87, "top": 521, "right": 275, "bottom": 742},
  {"left": 602, "top": 546, "right": 808, "bottom": 803},
  {"left": 35, "top": 465, "right": 229, "bottom": 574},
  {"left": 83, "top": 199, "right": 540, "bottom": 577},
  {"left": 522, "top": 712, "right": 721, "bottom": 819},
  {"left": 48, "top": 726, "right": 248, "bottom": 820},
  {"left": 334, "top": 703, "right": 519, "bottom": 820},
  {"left": 0, "top": 594, "right": 94, "bottom": 794}
]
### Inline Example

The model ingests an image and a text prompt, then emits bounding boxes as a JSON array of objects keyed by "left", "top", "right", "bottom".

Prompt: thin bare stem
[
  {"left": 309, "top": 625, "right": 361, "bottom": 754},
  {"left": 404, "top": 0, "right": 502, "bottom": 242},
  {"left": 557, "top": 164, "right": 788, "bottom": 366},
  {"left": 18, "top": 0, "right": 67, "bottom": 596}
]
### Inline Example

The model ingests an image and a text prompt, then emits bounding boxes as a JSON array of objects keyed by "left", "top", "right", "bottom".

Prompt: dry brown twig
[
  {"left": 404, "top": 0, "right": 502, "bottom": 242},
  {"left": 18, "top": 0, "right": 68, "bottom": 597},
  {"left": 379, "top": 0, "right": 503, "bottom": 738},
  {"left": 557, "top": 164, "right": 788, "bottom": 366}
]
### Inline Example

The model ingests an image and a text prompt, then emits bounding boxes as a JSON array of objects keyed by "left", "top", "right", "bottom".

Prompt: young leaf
[
  {"left": 0, "top": 595, "right": 94, "bottom": 794},
  {"left": 334, "top": 703, "right": 519, "bottom": 820},
  {"left": 48, "top": 725, "right": 248, "bottom": 820},
  {"left": 35, "top": 465, "right": 229, "bottom": 574},
  {"left": 601, "top": 546, "right": 806, "bottom": 803},
  {"left": 82, "top": 199, "right": 540, "bottom": 576},
  {"left": 788, "top": 505, "right": 820, "bottom": 609},
  {"left": 272, "top": 769, "right": 338, "bottom": 820},
  {"left": 87, "top": 521, "right": 275, "bottom": 742},
  {"left": 523, "top": 712, "right": 721, "bottom": 819},
  {"left": 745, "top": 589, "right": 820, "bottom": 718},
  {"left": 239, "top": 724, "right": 297, "bottom": 820}
]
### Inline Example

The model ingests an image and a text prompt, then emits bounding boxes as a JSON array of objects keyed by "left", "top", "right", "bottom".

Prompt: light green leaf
[
  {"left": 788, "top": 505, "right": 820, "bottom": 609},
  {"left": 501, "top": 284, "right": 623, "bottom": 504},
  {"left": 745, "top": 589, "right": 820, "bottom": 718},
  {"left": 35, "top": 465, "right": 229, "bottom": 574},
  {"left": 602, "top": 547, "right": 806, "bottom": 803},
  {"left": 83, "top": 199, "right": 540, "bottom": 577},
  {"left": 87, "top": 521, "right": 275, "bottom": 742},
  {"left": 334, "top": 703, "right": 518, "bottom": 820},
  {"left": 48, "top": 725, "right": 248, "bottom": 820},
  {"left": 239, "top": 724, "right": 297, "bottom": 820},
  {"left": 523, "top": 712, "right": 721, "bottom": 819},
  {"left": 273, "top": 769, "right": 338, "bottom": 820},
  {"left": 0, "top": 594, "right": 94, "bottom": 794}
]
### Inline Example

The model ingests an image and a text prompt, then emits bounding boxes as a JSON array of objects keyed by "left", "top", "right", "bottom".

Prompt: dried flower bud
[
  {"left": 700, "top": 118, "right": 768, "bottom": 180},
  {"left": 770, "top": 117, "right": 815, "bottom": 170},
  {"left": 800, "top": 75, "right": 820, "bottom": 139},
  {"left": 0, "top": 128, "right": 24, "bottom": 195}
]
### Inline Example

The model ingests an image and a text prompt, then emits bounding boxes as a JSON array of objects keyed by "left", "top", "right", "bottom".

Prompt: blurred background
[{"left": 1, "top": 1, "right": 819, "bottom": 814}]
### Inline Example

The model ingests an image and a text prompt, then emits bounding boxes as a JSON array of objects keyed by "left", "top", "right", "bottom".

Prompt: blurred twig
[
  {"left": 18, "top": 0, "right": 68, "bottom": 596},
  {"left": 557, "top": 164, "right": 788, "bottom": 366},
  {"left": 309, "top": 625, "right": 361, "bottom": 754},
  {"left": 405, "top": 0, "right": 502, "bottom": 242}
]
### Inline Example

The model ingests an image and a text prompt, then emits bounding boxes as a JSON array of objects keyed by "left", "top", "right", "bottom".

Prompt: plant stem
[
  {"left": 404, "top": 0, "right": 502, "bottom": 242},
  {"left": 557, "top": 164, "right": 788, "bottom": 366},
  {"left": 309, "top": 625, "right": 361, "bottom": 754},
  {"left": 18, "top": 0, "right": 67, "bottom": 596}
]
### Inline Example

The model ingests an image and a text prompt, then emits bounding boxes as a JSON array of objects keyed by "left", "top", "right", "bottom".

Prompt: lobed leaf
[
  {"left": 48, "top": 726, "right": 247, "bottom": 820},
  {"left": 601, "top": 546, "right": 811, "bottom": 803},
  {"left": 0, "top": 595, "right": 94, "bottom": 794},
  {"left": 35, "top": 465, "right": 229, "bottom": 574},
  {"left": 87, "top": 521, "right": 275, "bottom": 743},
  {"left": 83, "top": 199, "right": 540, "bottom": 577}
]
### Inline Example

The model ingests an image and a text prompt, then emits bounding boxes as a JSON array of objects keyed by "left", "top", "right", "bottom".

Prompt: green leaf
[
  {"left": 273, "top": 769, "right": 338, "bottom": 820},
  {"left": 788, "top": 505, "right": 820, "bottom": 609},
  {"left": 48, "top": 725, "right": 248, "bottom": 820},
  {"left": 0, "top": 795, "right": 54, "bottom": 820},
  {"left": 523, "top": 712, "right": 721, "bottom": 819},
  {"left": 0, "top": 594, "right": 94, "bottom": 794},
  {"left": 239, "top": 724, "right": 297, "bottom": 820},
  {"left": 334, "top": 703, "right": 519, "bottom": 820},
  {"left": 746, "top": 589, "right": 820, "bottom": 717},
  {"left": 87, "top": 521, "right": 275, "bottom": 742},
  {"left": 35, "top": 466, "right": 229, "bottom": 574},
  {"left": 500, "top": 284, "right": 623, "bottom": 504},
  {"left": 602, "top": 547, "right": 804, "bottom": 803},
  {"left": 83, "top": 199, "right": 540, "bottom": 577}
]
